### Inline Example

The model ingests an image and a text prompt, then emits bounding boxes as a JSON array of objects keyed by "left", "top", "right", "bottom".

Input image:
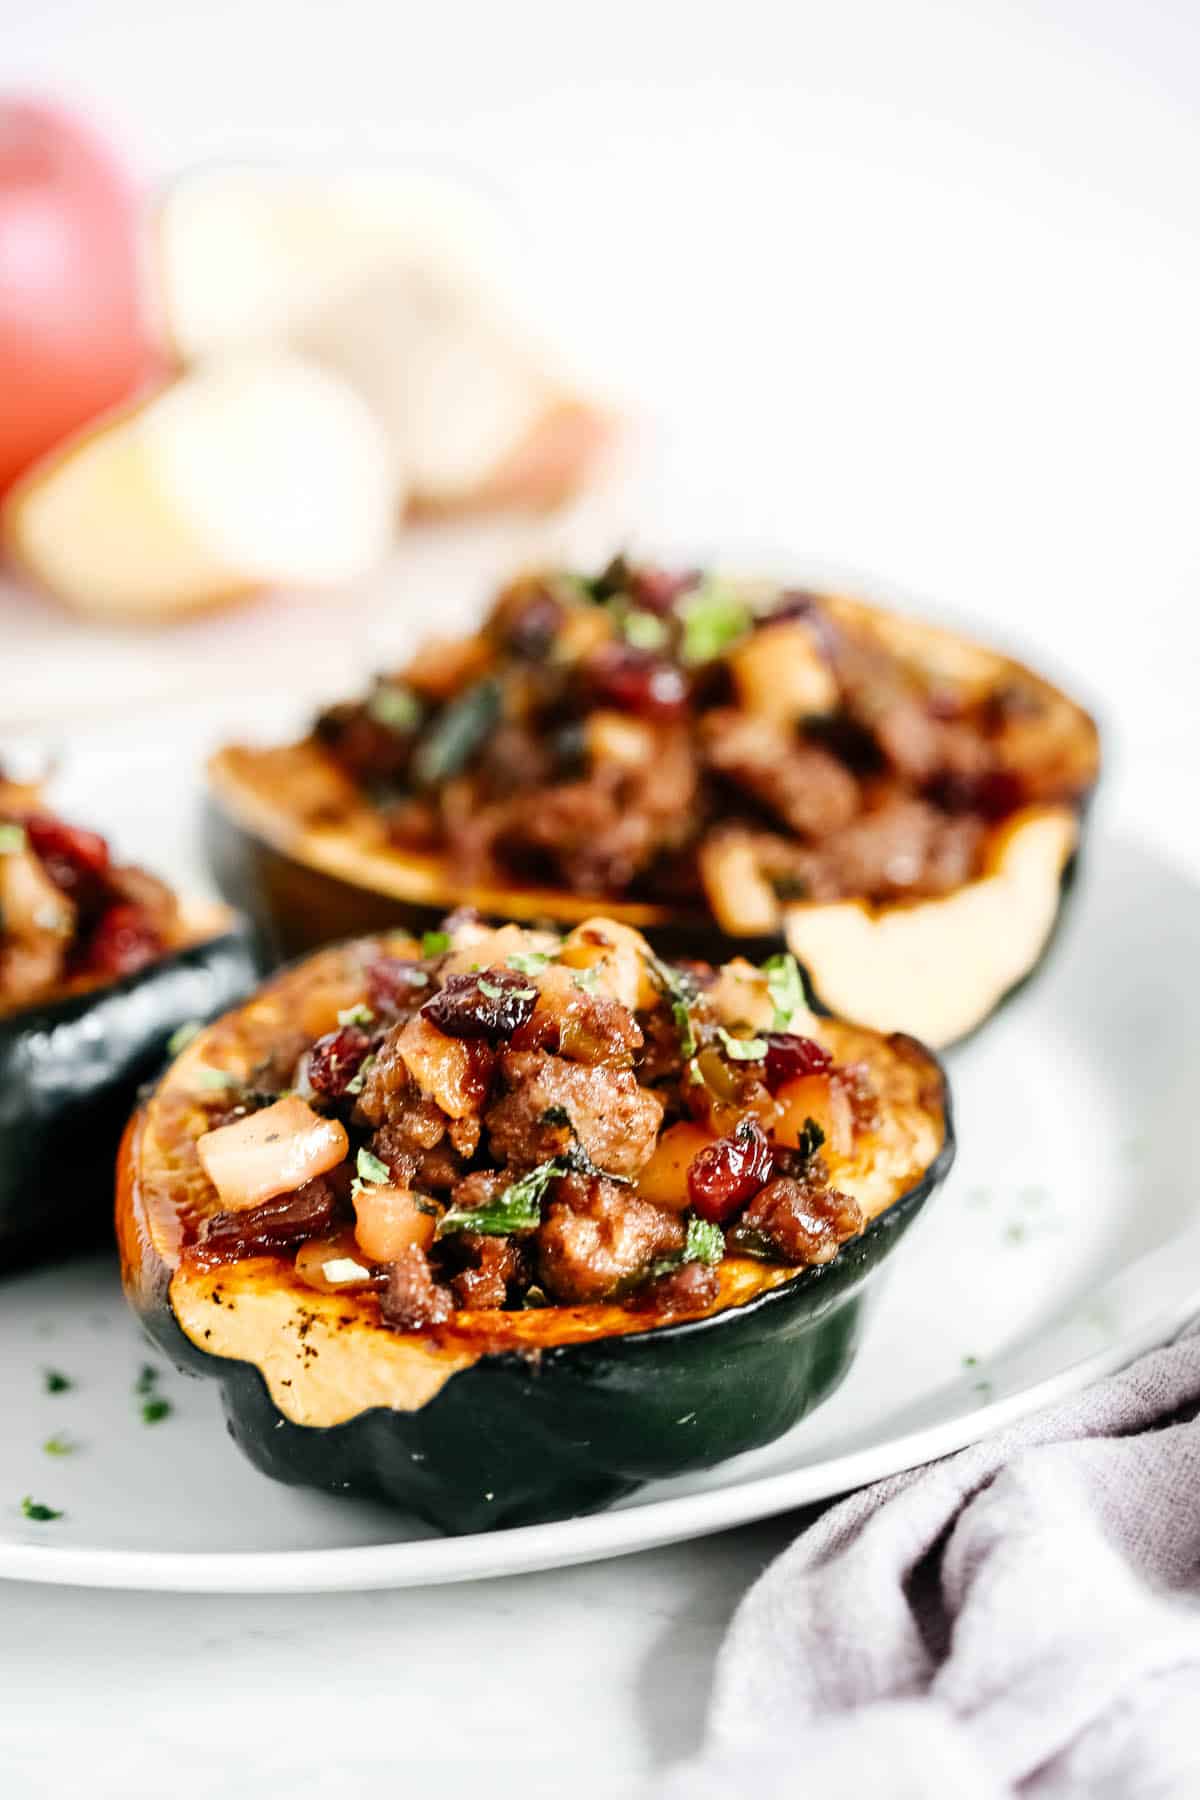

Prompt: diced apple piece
[
  {"left": 197, "top": 1096, "right": 349, "bottom": 1212},
  {"left": 353, "top": 1184, "right": 437, "bottom": 1263},
  {"left": 636, "top": 1121, "right": 715, "bottom": 1211},
  {"left": 730, "top": 618, "right": 838, "bottom": 722},
  {"left": 2, "top": 352, "right": 396, "bottom": 620},
  {"left": 395, "top": 1013, "right": 480, "bottom": 1119}
]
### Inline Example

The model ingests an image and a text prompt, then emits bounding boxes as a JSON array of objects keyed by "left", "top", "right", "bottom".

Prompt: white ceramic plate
[{"left": 0, "top": 709, "right": 1192, "bottom": 1591}]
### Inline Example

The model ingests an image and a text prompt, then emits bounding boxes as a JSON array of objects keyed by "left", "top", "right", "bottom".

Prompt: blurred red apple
[{"left": 0, "top": 99, "right": 155, "bottom": 493}]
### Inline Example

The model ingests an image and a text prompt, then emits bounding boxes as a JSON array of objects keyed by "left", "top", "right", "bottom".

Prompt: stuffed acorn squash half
[
  {"left": 117, "top": 910, "right": 953, "bottom": 1533},
  {"left": 206, "top": 558, "right": 1098, "bottom": 1048},
  {"left": 0, "top": 799, "right": 259, "bottom": 1266}
]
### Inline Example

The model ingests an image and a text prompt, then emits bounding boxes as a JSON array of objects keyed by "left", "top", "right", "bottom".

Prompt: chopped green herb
[
  {"left": 795, "top": 1117, "right": 826, "bottom": 1163},
  {"left": 619, "top": 607, "right": 669, "bottom": 651},
  {"left": 643, "top": 948, "right": 699, "bottom": 1057},
  {"left": 507, "top": 951, "right": 556, "bottom": 976},
  {"left": 135, "top": 1363, "right": 160, "bottom": 1396},
  {"left": 42, "top": 1434, "right": 76, "bottom": 1457},
  {"left": 0, "top": 823, "right": 27, "bottom": 854},
  {"left": 717, "top": 1027, "right": 768, "bottom": 1062},
  {"left": 679, "top": 580, "right": 752, "bottom": 665},
  {"left": 684, "top": 1217, "right": 725, "bottom": 1265},
  {"left": 141, "top": 1397, "right": 172, "bottom": 1425},
  {"left": 195, "top": 1067, "right": 238, "bottom": 1090},
  {"left": 351, "top": 1148, "right": 390, "bottom": 1198},
  {"left": 43, "top": 1369, "right": 72, "bottom": 1394},
  {"left": 571, "top": 966, "right": 602, "bottom": 994},
  {"left": 166, "top": 1020, "right": 203, "bottom": 1058},
  {"left": 479, "top": 976, "right": 536, "bottom": 1002},
  {"left": 762, "top": 952, "right": 806, "bottom": 1031},
  {"left": 412, "top": 678, "right": 501, "bottom": 786},
  {"left": 421, "top": 930, "right": 451, "bottom": 958},
  {"left": 367, "top": 681, "right": 423, "bottom": 734},
  {"left": 20, "top": 1497, "right": 62, "bottom": 1522},
  {"left": 539, "top": 1104, "right": 572, "bottom": 1129},
  {"left": 337, "top": 1003, "right": 375, "bottom": 1028},
  {"left": 437, "top": 1159, "right": 564, "bottom": 1238},
  {"left": 647, "top": 1215, "right": 726, "bottom": 1281},
  {"left": 345, "top": 1053, "right": 376, "bottom": 1097},
  {"left": 672, "top": 1000, "right": 697, "bottom": 1059},
  {"left": 962, "top": 1354, "right": 979, "bottom": 1369}
]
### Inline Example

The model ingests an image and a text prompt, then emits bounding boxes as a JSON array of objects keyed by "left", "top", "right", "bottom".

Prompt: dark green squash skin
[
  {"left": 0, "top": 922, "right": 261, "bottom": 1269},
  {"left": 135, "top": 1101, "right": 954, "bottom": 1535}
]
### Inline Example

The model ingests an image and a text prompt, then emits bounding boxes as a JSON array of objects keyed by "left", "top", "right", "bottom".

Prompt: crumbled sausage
[
  {"left": 738, "top": 1175, "right": 863, "bottom": 1265},
  {"left": 379, "top": 1246, "right": 453, "bottom": 1330},
  {"left": 486, "top": 1051, "right": 664, "bottom": 1177},
  {"left": 702, "top": 709, "right": 860, "bottom": 839},
  {"left": 537, "top": 1174, "right": 684, "bottom": 1302},
  {"left": 632, "top": 1258, "right": 721, "bottom": 1316}
]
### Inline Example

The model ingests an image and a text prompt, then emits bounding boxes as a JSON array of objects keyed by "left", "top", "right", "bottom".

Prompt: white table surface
[{"left": 2, "top": 3, "right": 1198, "bottom": 1794}]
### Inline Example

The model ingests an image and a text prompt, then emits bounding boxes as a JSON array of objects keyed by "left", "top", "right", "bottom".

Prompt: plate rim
[{"left": 1, "top": 1284, "right": 1194, "bottom": 1594}]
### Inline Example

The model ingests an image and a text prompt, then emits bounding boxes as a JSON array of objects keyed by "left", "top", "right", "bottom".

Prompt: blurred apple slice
[
  {"left": 295, "top": 266, "right": 614, "bottom": 517},
  {"left": 2, "top": 351, "right": 396, "bottom": 620},
  {"left": 156, "top": 166, "right": 615, "bottom": 518}
]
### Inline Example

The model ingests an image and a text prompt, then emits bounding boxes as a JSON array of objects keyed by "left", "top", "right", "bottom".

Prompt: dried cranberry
[
  {"left": 367, "top": 957, "right": 432, "bottom": 1016},
  {"left": 687, "top": 1117, "right": 774, "bottom": 1223},
  {"left": 25, "top": 813, "right": 110, "bottom": 903},
  {"left": 628, "top": 566, "right": 698, "bottom": 613},
  {"left": 928, "top": 766, "right": 1025, "bottom": 820},
  {"left": 763, "top": 1032, "right": 832, "bottom": 1093},
  {"left": 84, "top": 904, "right": 161, "bottom": 978},
  {"left": 585, "top": 645, "right": 689, "bottom": 719},
  {"left": 198, "top": 1176, "right": 339, "bottom": 1265},
  {"left": 308, "top": 1025, "right": 374, "bottom": 1099},
  {"left": 503, "top": 590, "right": 565, "bottom": 657},
  {"left": 422, "top": 969, "right": 538, "bottom": 1040}
]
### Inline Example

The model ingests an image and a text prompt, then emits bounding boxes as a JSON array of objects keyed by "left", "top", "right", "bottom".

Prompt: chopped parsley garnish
[
  {"left": 796, "top": 1116, "right": 826, "bottom": 1163},
  {"left": 679, "top": 580, "right": 752, "bottom": 665},
  {"left": 135, "top": 1363, "right": 161, "bottom": 1396},
  {"left": 141, "top": 1397, "right": 172, "bottom": 1425},
  {"left": 762, "top": 952, "right": 806, "bottom": 1031},
  {"left": 421, "top": 930, "right": 451, "bottom": 958},
  {"left": 507, "top": 951, "right": 555, "bottom": 976},
  {"left": 0, "top": 823, "right": 27, "bottom": 854},
  {"left": 345, "top": 1053, "right": 376, "bottom": 1096},
  {"left": 643, "top": 948, "right": 699, "bottom": 1058},
  {"left": 43, "top": 1369, "right": 72, "bottom": 1394},
  {"left": 717, "top": 1027, "right": 768, "bottom": 1062},
  {"left": 166, "top": 1020, "right": 203, "bottom": 1058},
  {"left": 412, "top": 678, "right": 501, "bottom": 786},
  {"left": 20, "top": 1497, "right": 62, "bottom": 1522},
  {"left": 673, "top": 1001, "right": 697, "bottom": 1060},
  {"left": 437, "top": 1159, "right": 564, "bottom": 1238},
  {"left": 367, "top": 681, "right": 423, "bottom": 733},
  {"left": 351, "top": 1148, "right": 390, "bottom": 1198},
  {"left": 479, "top": 976, "right": 536, "bottom": 1002},
  {"left": 195, "top": 1067, "right": 238, "bottom": 1090},
  {"left": 684, "top": 1217, "right": 725, "bottom": 1264},
  {"left": 648, "top": 1215, "right": 726, "bottom": 1280},
  {"left": 619, "top": 607, "right": 669, "bottom": 651},
  {"left": 42, "top": 1434, "right": 76, "bottom": 1457},
  {"left": 337, "top": 1003, "right": 376, "bottom": 1027}
]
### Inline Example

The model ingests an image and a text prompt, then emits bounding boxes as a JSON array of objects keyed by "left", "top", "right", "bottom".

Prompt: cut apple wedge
[
  {"left": 2, "top": 352, "right": 396, "bottom": 620},
  {"left": 156, "top": 166, "right": 616, "bottom": 518}
]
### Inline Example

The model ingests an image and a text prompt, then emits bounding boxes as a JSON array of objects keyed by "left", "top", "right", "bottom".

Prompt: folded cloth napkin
[{"left": 656, "top": 1331, "right": 1200, "bottom": 1799}]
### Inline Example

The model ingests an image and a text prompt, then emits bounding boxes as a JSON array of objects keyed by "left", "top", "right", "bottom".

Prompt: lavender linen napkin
[{"left": 657, "top": 1332, "right": 1200, "bottom": 1799}]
